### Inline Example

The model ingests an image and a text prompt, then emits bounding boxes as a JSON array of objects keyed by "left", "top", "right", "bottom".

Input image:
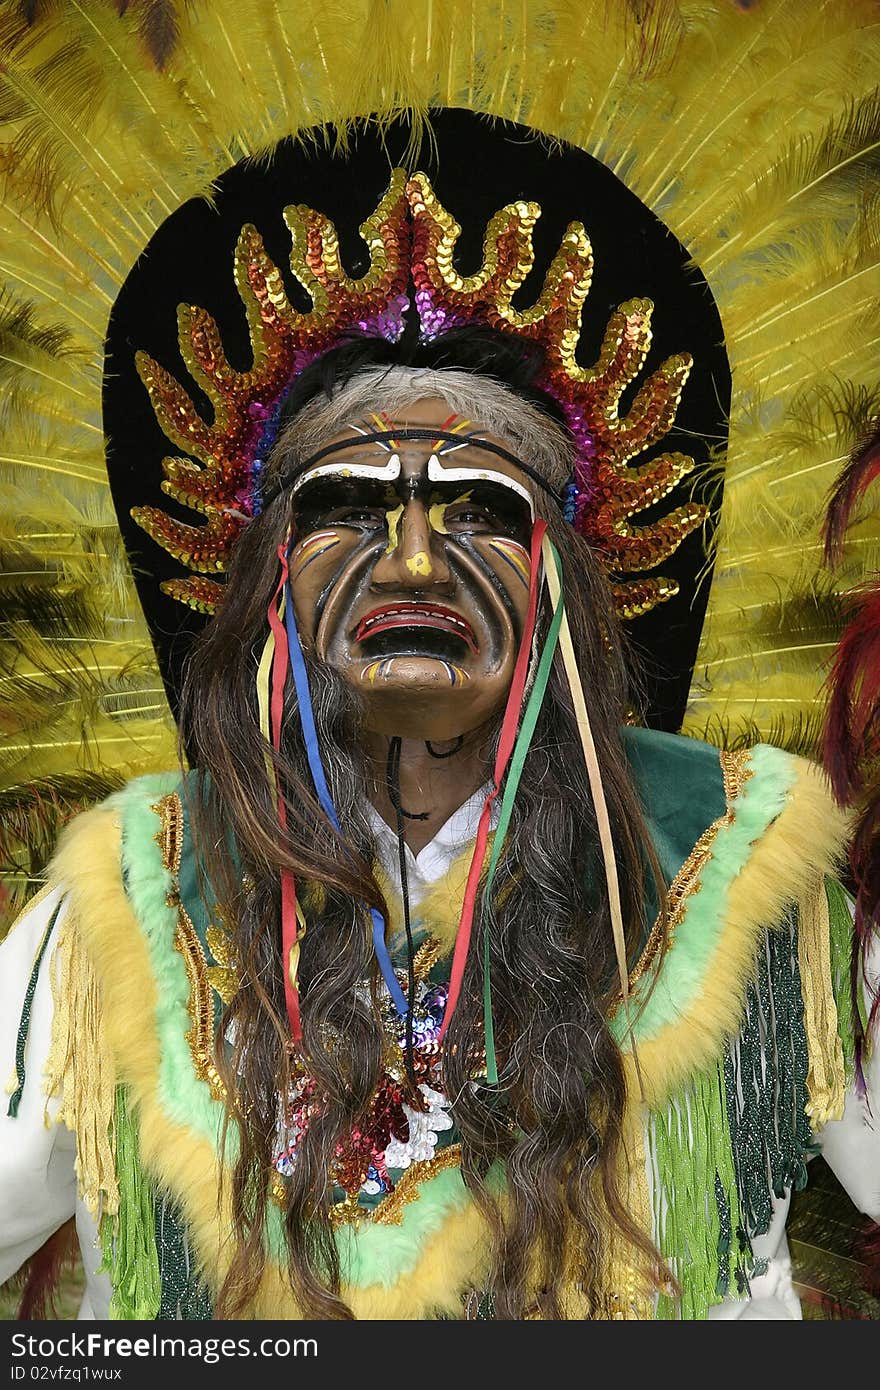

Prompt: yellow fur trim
[
  {"left": 625, "top": 756, "right": 852, "bottom": 1108},
  {"left": 51, "top": 805, "right": 239, "bottom": 1301},
  {"left": 374, "top": 839, "right": 481, "bottom": 954},
  {"left": 797, "top": 876, "right": 847, "bottom": 1128}
]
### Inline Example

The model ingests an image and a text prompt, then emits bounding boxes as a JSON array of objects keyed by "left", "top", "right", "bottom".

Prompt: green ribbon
[{"left": 482, "top": 541, "right": 565, "bottom": 1083}]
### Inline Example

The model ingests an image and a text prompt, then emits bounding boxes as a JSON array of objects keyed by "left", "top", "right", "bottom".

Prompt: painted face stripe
[
  {"left": 438, "top": 660, "right": 470, "bottom": 686},
  {"left": 293, "top": 532, "right": 341, "bottom": 574},
  {"left": 488, "top": 539, "right": 531, "bottom": 586},
  {"left": 291, "top": 454, "right": 402, "bottom": 495},
  {"left": 431, "top": 415, "right": 470, "bottom": 451},
  {"left": 372, "top": 410, "right": 399, "bottom": 451}
]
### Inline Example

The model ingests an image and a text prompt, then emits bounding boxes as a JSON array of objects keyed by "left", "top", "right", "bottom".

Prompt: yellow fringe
[
  {"left": 43, "top": 903, "right": 119, "bottom": 1219},
  {"left": 797, "top": 875, "right": 847, "bottom": 1128}
]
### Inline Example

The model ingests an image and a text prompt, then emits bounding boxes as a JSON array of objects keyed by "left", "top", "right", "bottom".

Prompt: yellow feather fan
[{"left": 1, "top": 0, "right": 879, "bottom": 928}]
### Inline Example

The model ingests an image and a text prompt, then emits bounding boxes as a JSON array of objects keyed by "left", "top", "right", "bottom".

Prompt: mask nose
[{"left": 370, "top": 498, "right": 452, "bottom": 590}]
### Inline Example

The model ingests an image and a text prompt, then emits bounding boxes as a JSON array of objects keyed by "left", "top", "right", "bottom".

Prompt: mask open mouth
[{"left": 354, "top": 603, "right": 479, "bottom": 657}]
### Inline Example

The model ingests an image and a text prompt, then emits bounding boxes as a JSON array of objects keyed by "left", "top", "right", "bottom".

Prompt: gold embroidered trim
[
  {"left": 412, "top": 935, "right": 443, "bottom": 982},
  {"left": 370, "top": 1143, "right": 463, "bottom": 1225},
  {"left": 152, "top": 793, "right": 183, "bottom": 884},
  {"left": 271, "top": 1143, "right": 464, "bottom": 1229},
  {"left": 206, "top": 911, "right": 239, "bottom": 1006},
  {"left": 625, "top": 748, "right": 754, "bottom": 995},
  {"left": 174, "top": 904, "right": 227, "bottom": 1102},
  {"left": 152, "top": 794, "right": 227, "bottom": 1103}
]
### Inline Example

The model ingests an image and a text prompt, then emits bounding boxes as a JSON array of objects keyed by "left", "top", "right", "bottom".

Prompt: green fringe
[
  {"left": 825, "top": 876, "right": 859, "bottom": 1080},
  {"left": 724, "top": 918, "right": 812, "bottom": 1242},
  {"left": 100, "top": 1087, "right": 162, "bottom": 1320},
  {"left": 652, "top": 1061, "right": 748, "bottom": 1320},
  {"left": 652, "top": 919, "right": 816, "bottom": 1318}
]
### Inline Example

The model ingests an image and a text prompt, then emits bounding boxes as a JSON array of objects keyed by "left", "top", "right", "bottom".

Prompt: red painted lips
[{"left": 354, "top": 603, "right": 478, "bottom": 652}]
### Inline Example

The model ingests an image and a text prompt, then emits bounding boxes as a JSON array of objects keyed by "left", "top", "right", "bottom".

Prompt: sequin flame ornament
[
  {"left": 134, "top": 171, "right": 705, "bottom": 619},
  {"left": 273, "top": 969, "right": 452, "bottom": 1221},
  {"left": 132, "top": 172, "right": 411, "bottom": 613}
]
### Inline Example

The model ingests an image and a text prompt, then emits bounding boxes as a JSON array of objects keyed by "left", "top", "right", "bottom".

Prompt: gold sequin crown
[{"left": 133, "top": 169, "right": 705, "bottom": 618}]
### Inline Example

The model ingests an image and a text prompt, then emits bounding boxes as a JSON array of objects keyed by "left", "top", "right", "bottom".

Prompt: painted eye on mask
[
  {"left": 442, "top": 504, "right": 495, "bottom": 534},
  {"left": 293, "top": 479, "right": 394, "bottom": 539},
  {"left": 323, "top": 506, "right": 387, "bottom": 529},
  {"left": 435, "top": 484, "right": 532, "bottom": 544}
]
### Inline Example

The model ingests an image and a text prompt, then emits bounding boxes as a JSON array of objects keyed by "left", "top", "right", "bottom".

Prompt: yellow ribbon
[{"left": 542, "top": 534, "right": 644, "bottom": 1097}]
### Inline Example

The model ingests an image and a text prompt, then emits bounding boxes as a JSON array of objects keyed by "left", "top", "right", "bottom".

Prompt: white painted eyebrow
[
  {"left": 290, "top": 452, "right": 536, "bottom": 522},
  {"left": 426, "top": 455, "right": 535, "bottom": 520},
  {"left": 290, "top": 454, "right": 402, "bottom": 495}
]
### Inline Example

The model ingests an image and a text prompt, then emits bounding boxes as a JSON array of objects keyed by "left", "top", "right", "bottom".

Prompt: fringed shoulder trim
[{"left": 614, "top": 743, "right": 852, "bottom": 1108}]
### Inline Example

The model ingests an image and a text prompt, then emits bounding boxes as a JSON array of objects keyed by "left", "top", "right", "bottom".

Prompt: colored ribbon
[
  {"left": 282, "top": 544, "right": 409, "bottom": 1018},
  {"left": 268, "top": 544, "right": 301, "bottom": 1042},
  {"left": 543, "top": 537, "right": 644, "bottom": 1097},
  {"left": 439, "top": 519, "right": 548, "bottom": 1045},
  {"left": 479, "top": 538, "right": 565, "bottom": 1082}
]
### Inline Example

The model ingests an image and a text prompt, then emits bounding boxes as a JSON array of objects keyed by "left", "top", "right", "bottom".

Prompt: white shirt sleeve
[{"left": 0, "top": 887, "right": 78, "bottom": 1284}]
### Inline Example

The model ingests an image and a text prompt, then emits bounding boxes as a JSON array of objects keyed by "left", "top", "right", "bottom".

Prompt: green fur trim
[
  {"left": 337, "top": 1165, "right": 473, "bottom": 1289},
  {"left": 612, "top": 744, "right": 798, "bottom": 1047},
  {"left": 118, "top": 777, "right": 230, "bottom": 1156}
]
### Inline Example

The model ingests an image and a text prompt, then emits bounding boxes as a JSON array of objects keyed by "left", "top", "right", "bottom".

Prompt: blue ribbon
[{"left": 282, "top": 571, "right": 409, "bottom": 1017}]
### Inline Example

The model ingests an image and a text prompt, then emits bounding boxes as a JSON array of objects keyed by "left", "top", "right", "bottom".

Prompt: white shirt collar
[{"left": 367, "top": 784, "right": 497, "bottom": 908}]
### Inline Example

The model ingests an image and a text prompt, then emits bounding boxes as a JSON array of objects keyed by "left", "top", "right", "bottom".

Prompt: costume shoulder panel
[{"left": 618, "top": 730, "right": 852, "bottom": 1107}]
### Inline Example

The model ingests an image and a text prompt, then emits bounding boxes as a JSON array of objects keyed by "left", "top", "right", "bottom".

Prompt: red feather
[
  {"left": 12, "top": 1218, "right": 79, "bottom": 1320},
  {"left": 822, "top": 582, "right": 880, "bottom": 1085},
  {"left": 860, "top": 1220, "right": 880, "bottom": 1301},
  {"left": 823, "top": 585, "right": 880, "bottom": 804}
]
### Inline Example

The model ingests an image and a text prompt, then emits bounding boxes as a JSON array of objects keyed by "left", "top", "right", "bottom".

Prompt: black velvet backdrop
[{"left": 103, "top": 109, "right": 730, "bottom": 730}]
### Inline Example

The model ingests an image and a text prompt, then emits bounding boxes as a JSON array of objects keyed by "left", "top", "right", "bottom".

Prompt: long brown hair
[{"left": 178, "top": 339, "right": 669, "bottom": 1319}]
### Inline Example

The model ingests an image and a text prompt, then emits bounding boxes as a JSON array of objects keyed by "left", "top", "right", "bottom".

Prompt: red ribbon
[
  {"left": 438, "top": 519, "right": 547, "bottom": 1042},
  {"left": 269, "top": 543, "right": 302, "bottom": 1043}
]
